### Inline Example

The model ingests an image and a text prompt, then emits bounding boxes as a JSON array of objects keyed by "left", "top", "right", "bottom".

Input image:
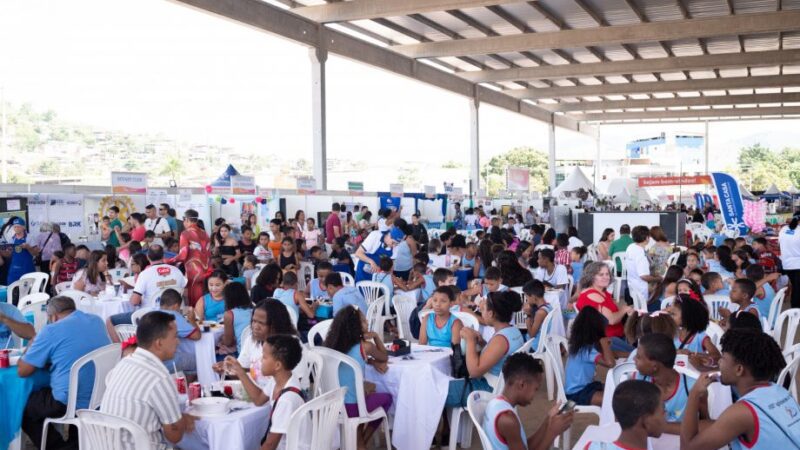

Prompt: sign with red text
[{"left": 638, "top": 175, "right": 711, "bottom": 187}]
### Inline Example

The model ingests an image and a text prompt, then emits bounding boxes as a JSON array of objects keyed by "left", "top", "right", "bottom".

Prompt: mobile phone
[
  {"left": 558, "top": 400, "right": 576, "bottom": 415},
  {"left": 706, "top": 371, "right": 721, "bottom": 382}
]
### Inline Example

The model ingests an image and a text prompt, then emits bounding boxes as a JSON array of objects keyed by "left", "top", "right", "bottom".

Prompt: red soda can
[
  {"left": 175, "top": 376, "right": 187, "bottom": 394},
  {"left": 0, "top": 350, "right": 9, "bottom": 369},
  {"left": 223, "top": 384, "right": 233, "bottom": 397},
  {"left": 188, "top": 382, "right": 201, "bottom": 401}
]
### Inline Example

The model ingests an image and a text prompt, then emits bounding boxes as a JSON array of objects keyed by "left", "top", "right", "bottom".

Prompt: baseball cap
[
  {"left": 11, "top": 217, "right": 26, "bottom": 226},
  {"left": 389, "top": 227, "right": 406, "bottom": 243}
]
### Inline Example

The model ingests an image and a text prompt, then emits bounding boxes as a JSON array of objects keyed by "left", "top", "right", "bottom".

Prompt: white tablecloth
[
  {"left": 195, "top": 327, "right": 224, "bottom": 386},
  {"left": 179, "top": 403, "right": 271, "bottom": 450},
  {"left": 365, "top": 344, "right": 452, "bottom": 450},
  {"left": 77, "top": 296, "right": 133, "bottom": 321}
]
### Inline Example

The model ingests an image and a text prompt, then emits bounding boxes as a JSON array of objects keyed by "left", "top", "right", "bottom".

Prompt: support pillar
[
  {"left": 469, "top": 97, "right": 480, "bottom": 194},
  {"left": 548, "top": 120, "right": 556, "bottom": 192},
  {"left": 310, "top": 46, "right": 328, "bottom": 191},
  {"left": 594, "top": 125, "right": 601, "bottom": 193},
  {"left": 704, "top": 121, "right": 710, "bottom": 193}
]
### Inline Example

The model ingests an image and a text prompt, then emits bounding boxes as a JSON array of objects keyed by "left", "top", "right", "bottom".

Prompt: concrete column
[
  {"left": 548, "top": 120, "right": 556, "bottom": 192},
  {"left": 310, "top": 46, "right": 328, "bottom": 191},
  {"left": 705, "top": 121, "right": 710, "bottom": 193},
  {"left": 594, "top": 125, "right": 601, "bottom": 193},
  {"left": 469, "top": 97, "right": 480, "bottom": 193}
]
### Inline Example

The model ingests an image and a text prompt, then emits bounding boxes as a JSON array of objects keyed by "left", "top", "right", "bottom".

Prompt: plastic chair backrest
[
  {"left": 365, "top": 298, "right": 384, "bottom": 332},
  {"left": 285, "top": 304, "right": 299, "bottom": 328},
  {"left": 20, "top": 299, "right": 49, "bottom": 332},
  {"left": 18, "top": 292, "right": 50, "bottom": 309},
  {"left": 285, "top": 387, "right": 346, "bottom": 450},
  {"left": 7, "top": 279, "right": 33, "bottom": 305},
  {"left": 704, "top": 295, "right": 734, "bottom": 322},
  {"left": 298, "top": 262, "right": 314, "bottom": 291},
  {"left": 612, "top": 252, "right": 626, "bottom": 278},
  {"left": 665, "top": 252, "right": 680, "bottom": 268},
  {"left": 534, "top": 308, "right": 559, "bottom": 353},
  {"left": 773, "top": 308, "right": 800, "bottom": 351},
  {"left": 339, "top": 272, "right": 355, "bottom": 287},
  {"left": 311, "top": 347, "right": 369, "bottom": 416},
  {"left": 65, "top": 344, "right": 122, "bottom": 418},
  {"left": 114, "top": 325, "right": 137, "bottom": 342},
  {"left": 705, "top": 322, "right": 725, "bottom": 348},
  {"left": 777, "top": 355, "right": 799, "bottom": 402},
  {"left": 544, "top": 338, "right": 568, "bottom": 404},
  {"left": 660, "top": 296, "right": 675, "bottom": 310},
  {"left": 612, "top": 362, "right": 637, "bottom": 386},
  {"left": 466, "top": 390, "right": 495, "bottom": 450},
  {"left": 630, "top": 290, "right": 648, "bottom": 312},
  {"left": 60, "top": 289, "right": 93, "bottom": 304},
  {"left": 298, "top": 346, "right": 324, "bottom": 396},
  {"left": 130, "top": 307, "right": 154, "bottom": 325},
  {"left": 357, "top": 281, "right": 390, "bottom": 315},
  {"left": 308, "top": 320, "right": 333, "bottom": 348},
  {"left": 453, "top": 311, "right": 480, "bottom": 332},
  {"left": 55, "top": 281, "right": 71, "bottom": 294},
  {"left": 76, "top": 409, "right": 152, "bottom": 450},
  {"left": 571, "top": 423, "right": 623, "bottom": 450},
  {"left": 768, "top": 288, "right": 788, "bottom": 330},
  {"left": 392, "top": 295, "right": 417, "bottom": 340},
  {"left": 21, "top": 272, "right": 50, "bottom": 294}
]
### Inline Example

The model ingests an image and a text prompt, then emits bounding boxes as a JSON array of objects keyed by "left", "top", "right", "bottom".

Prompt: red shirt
[
  {"left": 576, "top": 288, "right": 624, "bottom": 338},
  {"left": 131, "top": 226, "right": 146, "bottom": 242},
  {"left": 325, "top": 213, "right": 341, "bottom": 244}
]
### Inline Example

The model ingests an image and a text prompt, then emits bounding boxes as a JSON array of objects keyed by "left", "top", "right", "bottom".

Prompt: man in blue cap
[
  {"left": 6, "top": 217, "right": 39, "bottom": 288},
  {"left": 352, "top": 225, "right": 406, "bottom": 282}
]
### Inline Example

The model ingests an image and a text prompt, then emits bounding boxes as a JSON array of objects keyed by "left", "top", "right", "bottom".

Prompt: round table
[
  {"left": 77, "top": 295, "right": 134, "bottom": 321},
  {"left": 0, "top": 368, "right": 50, "bottom": 450},
  {"left": 365, "top": 344, "right": 452, "bottom": 450},
  {"left": 179, "top": 401, "right": 271, "bottom": 450},
  {"left": 195, "top": 326, "right": 225, "bottom": 386}
]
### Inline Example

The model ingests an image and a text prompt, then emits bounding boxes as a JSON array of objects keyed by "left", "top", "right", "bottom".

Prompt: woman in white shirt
[{"left": 779, "top": 215, "right": 800, "bottom": 308}]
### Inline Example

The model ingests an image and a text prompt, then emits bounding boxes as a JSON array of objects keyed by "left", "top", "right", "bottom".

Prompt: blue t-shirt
[
  {"left": 22, "top": 310, "right": 111, "bottom": 408},
  {"left": 231, "top": 307, "right": 252, "bottom": 352},
  {"left": 420, "top": 275, "right": 436, "bottom": 304},
  {"left": 372, "top": 272, "right": 394, "bottom": 298},
  {"left": 339, "top": 343, "right": 366, "bottom": 404},
  {"left": 332, "top": 286, "right": 368, "bottom": 315},
  {"left": 571, "top": 261, "right": 584, "bottom": 288},
  {"left": 165, "top": 216, "right": 178, "bottom": 233},
  {"left": 425, "top": 314, "right": 457, "bottom": 348},
  {"left": 0, "top": 302, "right": 26, "bottom": 342},
  {"left": 273, "top": 288, "right": 299, "bottom": 319},
  {"left": 160, "top": 309, "right": 199, "bottom": 339},
  {"left": 160, "top": 309, "right": 200, "bottom": 371},
  {"left": 565, "top": 346, "right": 600, "bottom": 395},
  {"left": 637, "top": 372, "right": 695, "bottom": 422},
  {"left": 392, "top": 241, "right": 413, "bottom": 272},
  {"left": 754, "top": 283, "right": 775, "bottom": 320},
  {"left": 202, "top": 293, "right": 226, "bottom": 322},
  {"left": 309, "top": 279, "right": 330, "bottom": 300}
]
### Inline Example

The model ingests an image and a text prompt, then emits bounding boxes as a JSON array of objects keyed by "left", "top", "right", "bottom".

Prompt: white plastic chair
[
  {"left": 512, "top": 310, "right": 527, "bottom": 330},
  {"left": 777, "top": 355, "right": 800, "bottom": 402},
  {"left": 660, "top": 296, "right": 675, "bottom": 311},
  {"left": 612, "top": 362, "right": 638, "bottom": 386},
  {"left": 392, "top": 295, "right": 417, "bottom": 341},
  {"left": 704, "top": 295, "right": 735, "bottom": 322},
  {"left": 21, "top": 272, "right": 50, "bottom": 294},
  {"left": 130, "top": 307, "right": 154, "bottom": 325},
  {"left": 365, "top": 298, "right": 385, "bottom": 333},
  {"left": 630, "top": 290, "right": 648, "bottom": 312},
  {"left": 586, "top": 244, "right": 599, "bottom": 262},
  {"left": 114, "top": 325, "right": 137, "bottom": 342},
  {"left": 571, "top": 423, "right": 623, "bottom": 450},
  {"left": 285, "top": 387, "right": 345, "bottom": 450},
  {"left": 705, "top": 322, "right": 725, "bottom": 348},
  {"left": 465, "top": 391, "right": 495, "bottom": 450},
  {"left": 298, "top": 262, "right": 314, "bottom": 292},
  {"left": 773, "top": 308, "right": 800, "bottom": 351},
  {"left": 7, "top": 278, "right": 33, "bottom": 305},
  {"left": 59, "top": 289, "right": 93, "bottom": 304},
  {"left": 18, "top": 292, "right": 50, "bottom": 309},
  {"left": 452, "top": 311, "right": 480, "bottom": 332},
  {"left": 298, "top": 347, "right": 324, "bottom": 397},
  {"left": 312, "top": 347, "right": 391, "bottom": 450},
  {"left": 308, "top": 319, "right": 333, "bottom": 347},
  {"left": 284, "top": 304, "right": 299, "bottom": 329},
  {"left": 766, "top": 287, "right": 788, "bottom": 332},
  {"left": 611, "top": 252, "right": 626, "bottom": 279},
  {"left": 54, "top": 281, "right": 71, "bottom": 294},
  {"left": 76, "top": 410, "right": 152, "bottom": 450},
  {"left": 338, "top": 272, "right": 355, "bottom": 287},
  {"left": 42, "top": 344, "right": 122, "bottom": 449},
  {"left": 665, "top": 252, "right": 680, "bottom": 268},
  {"left": 357, "top": 281, "right": 393, "bottom": 331},
  {"left": 19, "top": 299, "right": 49, "bottom": 333}
]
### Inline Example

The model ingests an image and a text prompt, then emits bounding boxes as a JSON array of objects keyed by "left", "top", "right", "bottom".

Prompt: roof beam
[
  {"left": 507, "top": 74, "right": 800, "bottom": 99},
  {"left": 578, "top": 105, "right": 800, "bottom": 122},
  {"left": 168, "top": 0, "right": 594, "bottom": 136},
  {"left": 550, "top": 92, "right": 800, "bottom": 112},
  {"left": 460, "top": 49, "right": 800, "bottom": 83},
  {"left": 292, "top": 0, "right": 524, "bottom": 23},
  {"left": 392, "top": 10, "right": 800, "bottom": 58}
]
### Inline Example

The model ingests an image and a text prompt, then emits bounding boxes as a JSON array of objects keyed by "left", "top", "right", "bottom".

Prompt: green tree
[
  {"left": 482, "top": 146, "right": 549, "bottom": 195},
  {"left": 441, "top": 160, "right": 463, "bottom": 169},
  {"left": 159, "top": 155, "right": 183, "bottom": 181}
]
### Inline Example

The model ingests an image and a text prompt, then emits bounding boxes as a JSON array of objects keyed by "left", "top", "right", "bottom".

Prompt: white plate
[{"left": 185, "top": 406, "right": 229, "bottom": 418}]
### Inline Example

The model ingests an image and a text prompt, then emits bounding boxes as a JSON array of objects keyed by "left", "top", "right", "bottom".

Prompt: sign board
[
  {"left": 28, "top": 194, "right": 84, "bottom": 239},
  {"left": 111, "top": 172, "right": 147, "bottom": 194},
  {"left": 178, "top": 189, "right": 192, "bottom": 203},
  {"left": 348, "top": 181, "right": 364, "bottom": 196},
  {"left": 296, "top": 176, "right": 316, "bottom": 194},
  {"left": 506, "top": 167, "right": 530, "bottom": 192},
  {"left": 424, "top": 185, "right": 436, "bottom": 199},
  {"left": 638, "top": 175, "right": 712, "bottom": 187},
  {"left": 146, "top": 189, "right": 169, "bottom": 207},
  {"left": 711, "top": 172, "right": 747, "bottom": 235},
  {"left": 443, "top": 182, "right": 454, "bottom": 193},
  {"left": 390, "top": 183, "right": 404, "bottom": 197},
  {"left": 231, "top": 175, "right": 257, "bottom": 195}
]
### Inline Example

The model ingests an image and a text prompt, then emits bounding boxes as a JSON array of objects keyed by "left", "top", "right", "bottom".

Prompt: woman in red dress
[
  {"left": 166, "top": 209, "right": 211, "bottom": 306},
  {"left": 575, "top": 261, "right": 633, "bottom": 352}
]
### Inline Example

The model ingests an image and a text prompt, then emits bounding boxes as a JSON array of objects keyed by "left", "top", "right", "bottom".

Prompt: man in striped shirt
[{"left": 101, "top": 311, "right": 196, "bottom": 449}]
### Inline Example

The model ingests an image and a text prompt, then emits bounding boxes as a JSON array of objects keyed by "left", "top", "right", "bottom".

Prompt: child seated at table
[
  {"left": 273, "top": 271, "right": 319, "bottom": 342},
  {"left": 701, "top": 272, "right": 729, "bottom": 296},
  {"left": 418, "top": 286, "right": 463, "bottom": 348},
  {"left": 253, "top": 231, "right": 274, "bottom": 264},
  {"left": 254, "top": 335, "right": 309, "bottom": 450},
  {"left": 623, "top": 309, "right": 678, "bottom": 361},
  {"left": 570, "top": 246, "right": 586, "bottom": 293},
  {"left": 158, "top": 288, "right": 201, "bottom": 373},
  {"left": 669, "top": 294, "right": 721, "bottom": 362},
  {"left": 221, "top": 282, "right": 254, "bottom": 355},
  {"left": 522, "top": 279, "right": 551, "bottom": 350},
  {"left": 372, "top": 256, "right": 401, "bottom": 298},
  {"left": 565, "top": 307, "right": 616, "bottom": 406},
  {"left": 324, "top": 306, "right": 392, "bottom": 450},
  {"left": 719, "top": 278, "right": 759, "bottom": 326},
  {"left": 195, "top": 270, "right": 228, "bottom": 322},
  {"left": 241, "top": 255, "right": 259, "bottom": 290},
  {"left": 306, "top": 261, "right": 332, "bottom": 300},
  {"left": 477, "top": 267, "right": 508, "bottom": 298},
  {"left": 584, "top": 380, "right": 666, "bottom": 449},
  {"left": 745, "top": 264, "right": 779, "bottom": 320},
  {"left": 633, "top": 333, "right": 708, "bottom": 435},
  {"left": 482, "top": 353, "right": 573, "bottom": 450},
  {"left": 462, "top": 242, "right": 478, "bottom": 270}
]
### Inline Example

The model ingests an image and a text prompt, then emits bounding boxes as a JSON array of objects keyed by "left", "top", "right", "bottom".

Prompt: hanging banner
[
  {"left": 146, "top": 189, "right": 169, "bottom": 207},
  {"left": 296, "top": 176, "right": 316, "bottom": 194},
  {"left": 231, "top": 175, "right": 256, "bottom": 195},
  {"left": 506, "top": 167, "right": 530, "bottom": 192},
  {"left": 711, "top": 172, "right": 748, "bottom": 235},
  {"left": 390, "top": 183, "right": 404, "bottom": 197},
  {"left": 111, "top": 171, "right": 147, "bottom": 194},
  {"left": 424, "top": 185, "right": 436, "bottom": 199},
  {"left": 694, "top": 192, "right": 705, "bottom": 209},
  {"left": 348, "top": 181, "right": 364, "bottom": 196},
  {"left": 638, "top": 175, "right": 712, "bottom": 187},
  {"left": 443, "top": 182, "right": 454, "bottom": 193},
  {"left": 178, "top": 189, "right": 193, "bottom": 203},
  {"left": 451, "top": 187, "right": 464, "bottom": 201}
]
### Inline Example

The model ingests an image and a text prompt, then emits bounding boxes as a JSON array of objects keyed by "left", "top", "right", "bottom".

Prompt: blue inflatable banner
[
  {"left": 694, "top": 193, "right": 704, "bottom": 209},
  {"left": 711, "top": 172, "right": 747, "bottom": 235}
]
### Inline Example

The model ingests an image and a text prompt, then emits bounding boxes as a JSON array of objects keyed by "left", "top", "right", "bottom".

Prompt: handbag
[{"left": 34, "top": 233, "right": 53, "bottom": 265}]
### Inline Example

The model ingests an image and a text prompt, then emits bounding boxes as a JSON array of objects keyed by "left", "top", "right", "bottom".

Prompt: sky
[{"left": 1, "top": 0, "right": 799, "bottom": 175}]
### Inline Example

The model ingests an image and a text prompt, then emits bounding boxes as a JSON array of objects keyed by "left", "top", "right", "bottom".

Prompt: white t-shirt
[
  {"left": 377, "top": 217, "right": 389, "bottom": 232},
  {"left": 361, "top": 230, "right": 385, "bottom": 254},
  {"left": 531, "top": 265, "right": 569, "bottom": 287},
  {"left": 303, "top": 229, "right": 322, "bottom": 249},
  {"left": 779, "top": 225, "right": 800, "bottom": 270},
  {"left": 237, "top": 335, "right": 263, "bottom": 371},
  {"left": 144, "top": 217, "right": 172, "bottom": 246},
  {"left": 261, "top": 375, "right": 310, "bottom": 450},
  {"left": 625, "top": 243, "right": 650, "bottom": 302},
  {"left": 253, "top": 245, "right": 273, "bottom": 263},
  {"left": 133, "top": 263, "right": 187, "bottom": 309},
  {"left": 567, "top": 236, "right": 584, "bottom": 251}
]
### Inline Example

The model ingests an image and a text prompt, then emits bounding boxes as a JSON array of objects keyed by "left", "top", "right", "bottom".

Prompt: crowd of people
[{"left": 3, "top": 199, "right": 799, "bottom": 450}]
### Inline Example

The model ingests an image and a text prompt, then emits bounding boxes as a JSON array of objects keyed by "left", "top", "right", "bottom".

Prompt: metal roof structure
[{"left": 171, "top": 0, "right": 800, "bottom": 190}]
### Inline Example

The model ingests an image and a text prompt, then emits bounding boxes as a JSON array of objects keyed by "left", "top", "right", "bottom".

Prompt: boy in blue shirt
[
  {"left": 0, "top": 301, "right": 35, "bottom": 343},
  {"left": 158, "top": 288, "right": 201, "bottom": 373},
  {"left": 18, "top": 296, "right": 110, "bottom": 450},
  {"left": 584, "top": 380, "right": 666, "bottom": 449}
]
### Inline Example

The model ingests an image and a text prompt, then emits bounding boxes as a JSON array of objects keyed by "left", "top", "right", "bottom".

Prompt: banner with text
[
  {"left": 348, "top": 181, "right": 364, "bottom": 196},
  {"left": 506, "top": 167, "right": 530, "bottom": 192},
  {"left": 296, "top": 176, "right": 316, "bottom": 194},
  {"left": 390, "top": 183, "right": 404, "bottom": 197},
  {"left": 711, "top": 172, "right": 748, "bottom": 235},
  {"left": 638, "top": 175, "right": 712, "bottom": 188},
  {"left": 111, "top": 172, "right": 148, "bottom": 194},
  {"left": 231, "top": 175, "right": 256, "bottom": 195},
  {"left": 27, "top": 194, "right": 85, "bottom": 239}
]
